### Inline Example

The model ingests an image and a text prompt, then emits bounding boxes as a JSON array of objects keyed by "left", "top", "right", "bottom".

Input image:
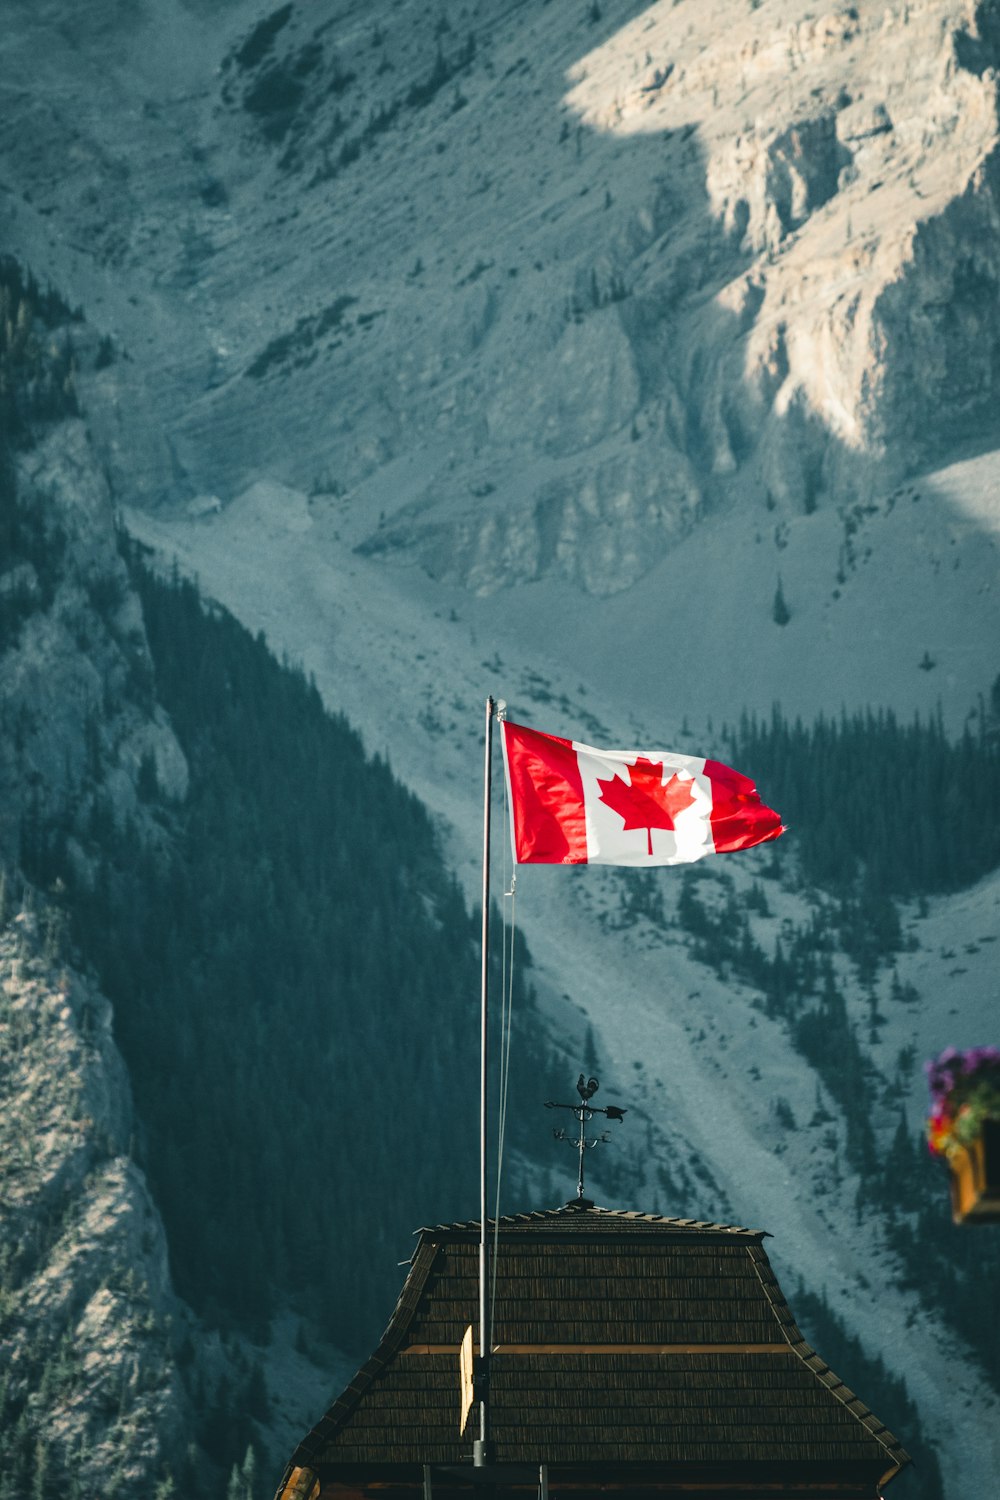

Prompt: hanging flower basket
[
  {"left": 925, "top": 1048, "right": 1000, "bottom": 1224},
  {"left": 947, "top": 1119, "right": 1000, "bottom": 1223}
]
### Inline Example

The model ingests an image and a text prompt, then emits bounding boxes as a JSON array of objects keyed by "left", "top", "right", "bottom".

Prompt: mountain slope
[
  {"left": 126, "top": 467, "right": 1000, "bottom": 1498},
  {"left": 5, "top": 0, "right": 1000, "bottom": 544}
]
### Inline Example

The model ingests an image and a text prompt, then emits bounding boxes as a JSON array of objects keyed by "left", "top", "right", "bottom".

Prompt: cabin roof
[{"left": 289, "top": 1200, "right": 909, "bottom": 1487}]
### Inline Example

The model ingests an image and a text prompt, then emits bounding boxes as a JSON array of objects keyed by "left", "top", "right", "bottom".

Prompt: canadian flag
[{"left": 500, "top": 720, "right": 784, "bottom": 867}]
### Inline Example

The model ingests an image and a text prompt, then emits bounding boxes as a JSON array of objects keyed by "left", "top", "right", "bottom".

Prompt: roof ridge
[{"left": 416, "top": 1202, "right": 767, "bottom": 1236}]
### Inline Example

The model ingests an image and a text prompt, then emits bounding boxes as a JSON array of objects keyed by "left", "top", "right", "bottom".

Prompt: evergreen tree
[
  {"left": 27, "top": 551, "right": 559, "bottom": 1356},
  {"left": 772, "top": 576, "right": 790, "bottom": 626},
  {"left": 723, "top": 702, "right": 1000, "bottom": 894}
]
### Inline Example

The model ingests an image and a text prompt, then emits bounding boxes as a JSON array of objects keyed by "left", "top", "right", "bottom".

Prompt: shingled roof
[{"left": 283, "top": 1202, "right": 909, "bottom": 1498}]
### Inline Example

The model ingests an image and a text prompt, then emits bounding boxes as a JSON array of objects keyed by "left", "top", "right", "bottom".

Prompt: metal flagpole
[{"left": 475, "top": 694, "right": 495, "bottom": 1467}]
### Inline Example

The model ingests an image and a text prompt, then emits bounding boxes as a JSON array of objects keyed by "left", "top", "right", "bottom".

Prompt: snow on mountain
[{"left": 4, "top": 0, "right": 1000, "bottom": 1491}]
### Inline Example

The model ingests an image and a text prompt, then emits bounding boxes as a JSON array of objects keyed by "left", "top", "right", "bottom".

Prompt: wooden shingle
[{"left": 281, "top": 1202, "right": 909, "bottom": 1498}]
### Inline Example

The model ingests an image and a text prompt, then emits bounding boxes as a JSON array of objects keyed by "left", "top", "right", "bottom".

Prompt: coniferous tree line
[
  {"left": 24, "top": 546, "right": 560, "bottom": 1354},
  {"left": 723, "top": 704, "right": 1000, "bottom": 894},
  {"left": 0, "top": 445, "right": 69, "bottom": 656},
  {"left": 0, "top": 256, "right": 80, "bottom": 441},
  {"left": 1, "top": 256, "right": 81, "bottom": 653}
]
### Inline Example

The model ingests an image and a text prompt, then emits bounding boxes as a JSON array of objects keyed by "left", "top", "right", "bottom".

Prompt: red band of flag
[{"left": 501, "top": 722, "right": 588, "bottom": 863}]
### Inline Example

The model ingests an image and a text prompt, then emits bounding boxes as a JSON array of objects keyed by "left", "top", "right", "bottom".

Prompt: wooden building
[{"left": 276, "top": 1202, "right": 910, "bottom": 1500}]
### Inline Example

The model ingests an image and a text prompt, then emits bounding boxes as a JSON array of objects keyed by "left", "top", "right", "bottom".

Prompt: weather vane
[{"left": 545, "top": 1073, "right": 628, "bottom": 1202}]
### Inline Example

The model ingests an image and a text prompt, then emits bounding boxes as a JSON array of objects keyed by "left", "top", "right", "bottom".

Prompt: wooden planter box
[{"left": 949, "top": 1118, "right": 1000, "bottom": 1223}]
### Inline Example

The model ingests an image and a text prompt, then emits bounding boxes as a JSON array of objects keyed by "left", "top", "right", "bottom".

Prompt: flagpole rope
[
  {"left": 491, "top": 883, "right": 515, "bottom": 1333},
  {"left": 491, "top": 761, "right": 517, "bottom": 1337}
]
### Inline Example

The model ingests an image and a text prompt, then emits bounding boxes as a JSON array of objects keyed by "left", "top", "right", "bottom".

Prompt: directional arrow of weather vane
[{"left": 544, "top": 1074, "right": 628, "bottom": 1202}]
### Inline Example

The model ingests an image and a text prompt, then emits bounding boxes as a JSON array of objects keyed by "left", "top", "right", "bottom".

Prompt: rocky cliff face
[
  {"left": 707, "top": 0, "right": 1000, "bottom": 486},
  {"left": 0, "top": 353, "right": 199, "bottom": 1492},
  {"left": 3, "top": 0, "right": 998, "bottom": 597},
  {"left": 0, "top": 904, "right": 189, "bottom": 1496},
  {"left": 546, "top": 0, "right": 1000, "bottom": 543}
]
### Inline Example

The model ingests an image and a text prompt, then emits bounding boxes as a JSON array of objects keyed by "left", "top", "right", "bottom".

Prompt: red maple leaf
[{"left": 596, "top": 757, "right": 697, "bottom": 856}]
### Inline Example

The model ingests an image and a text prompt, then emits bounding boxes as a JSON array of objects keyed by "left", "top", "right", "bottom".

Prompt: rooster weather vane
[{"left": 545, "top": 1073, "right": 628, "bottom": 1202}]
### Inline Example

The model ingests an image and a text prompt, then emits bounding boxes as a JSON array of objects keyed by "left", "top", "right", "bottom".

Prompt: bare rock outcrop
[
  {"left": 0, "top": 908, "right": 190, "bottom": 1496},
  {"left": 2, "top": 0, "right": 999, "bottom": 595},
  {"left": 360, "top": 434, "right": 701, "bottom": 595},
  {"left": 354, "top": 0, "right": 1000, "bottom": 590}
]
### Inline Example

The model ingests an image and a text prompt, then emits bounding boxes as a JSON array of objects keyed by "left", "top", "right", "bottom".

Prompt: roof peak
[{"left": 417, "top": 1201, "right": 768, "bottom": 1237}]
